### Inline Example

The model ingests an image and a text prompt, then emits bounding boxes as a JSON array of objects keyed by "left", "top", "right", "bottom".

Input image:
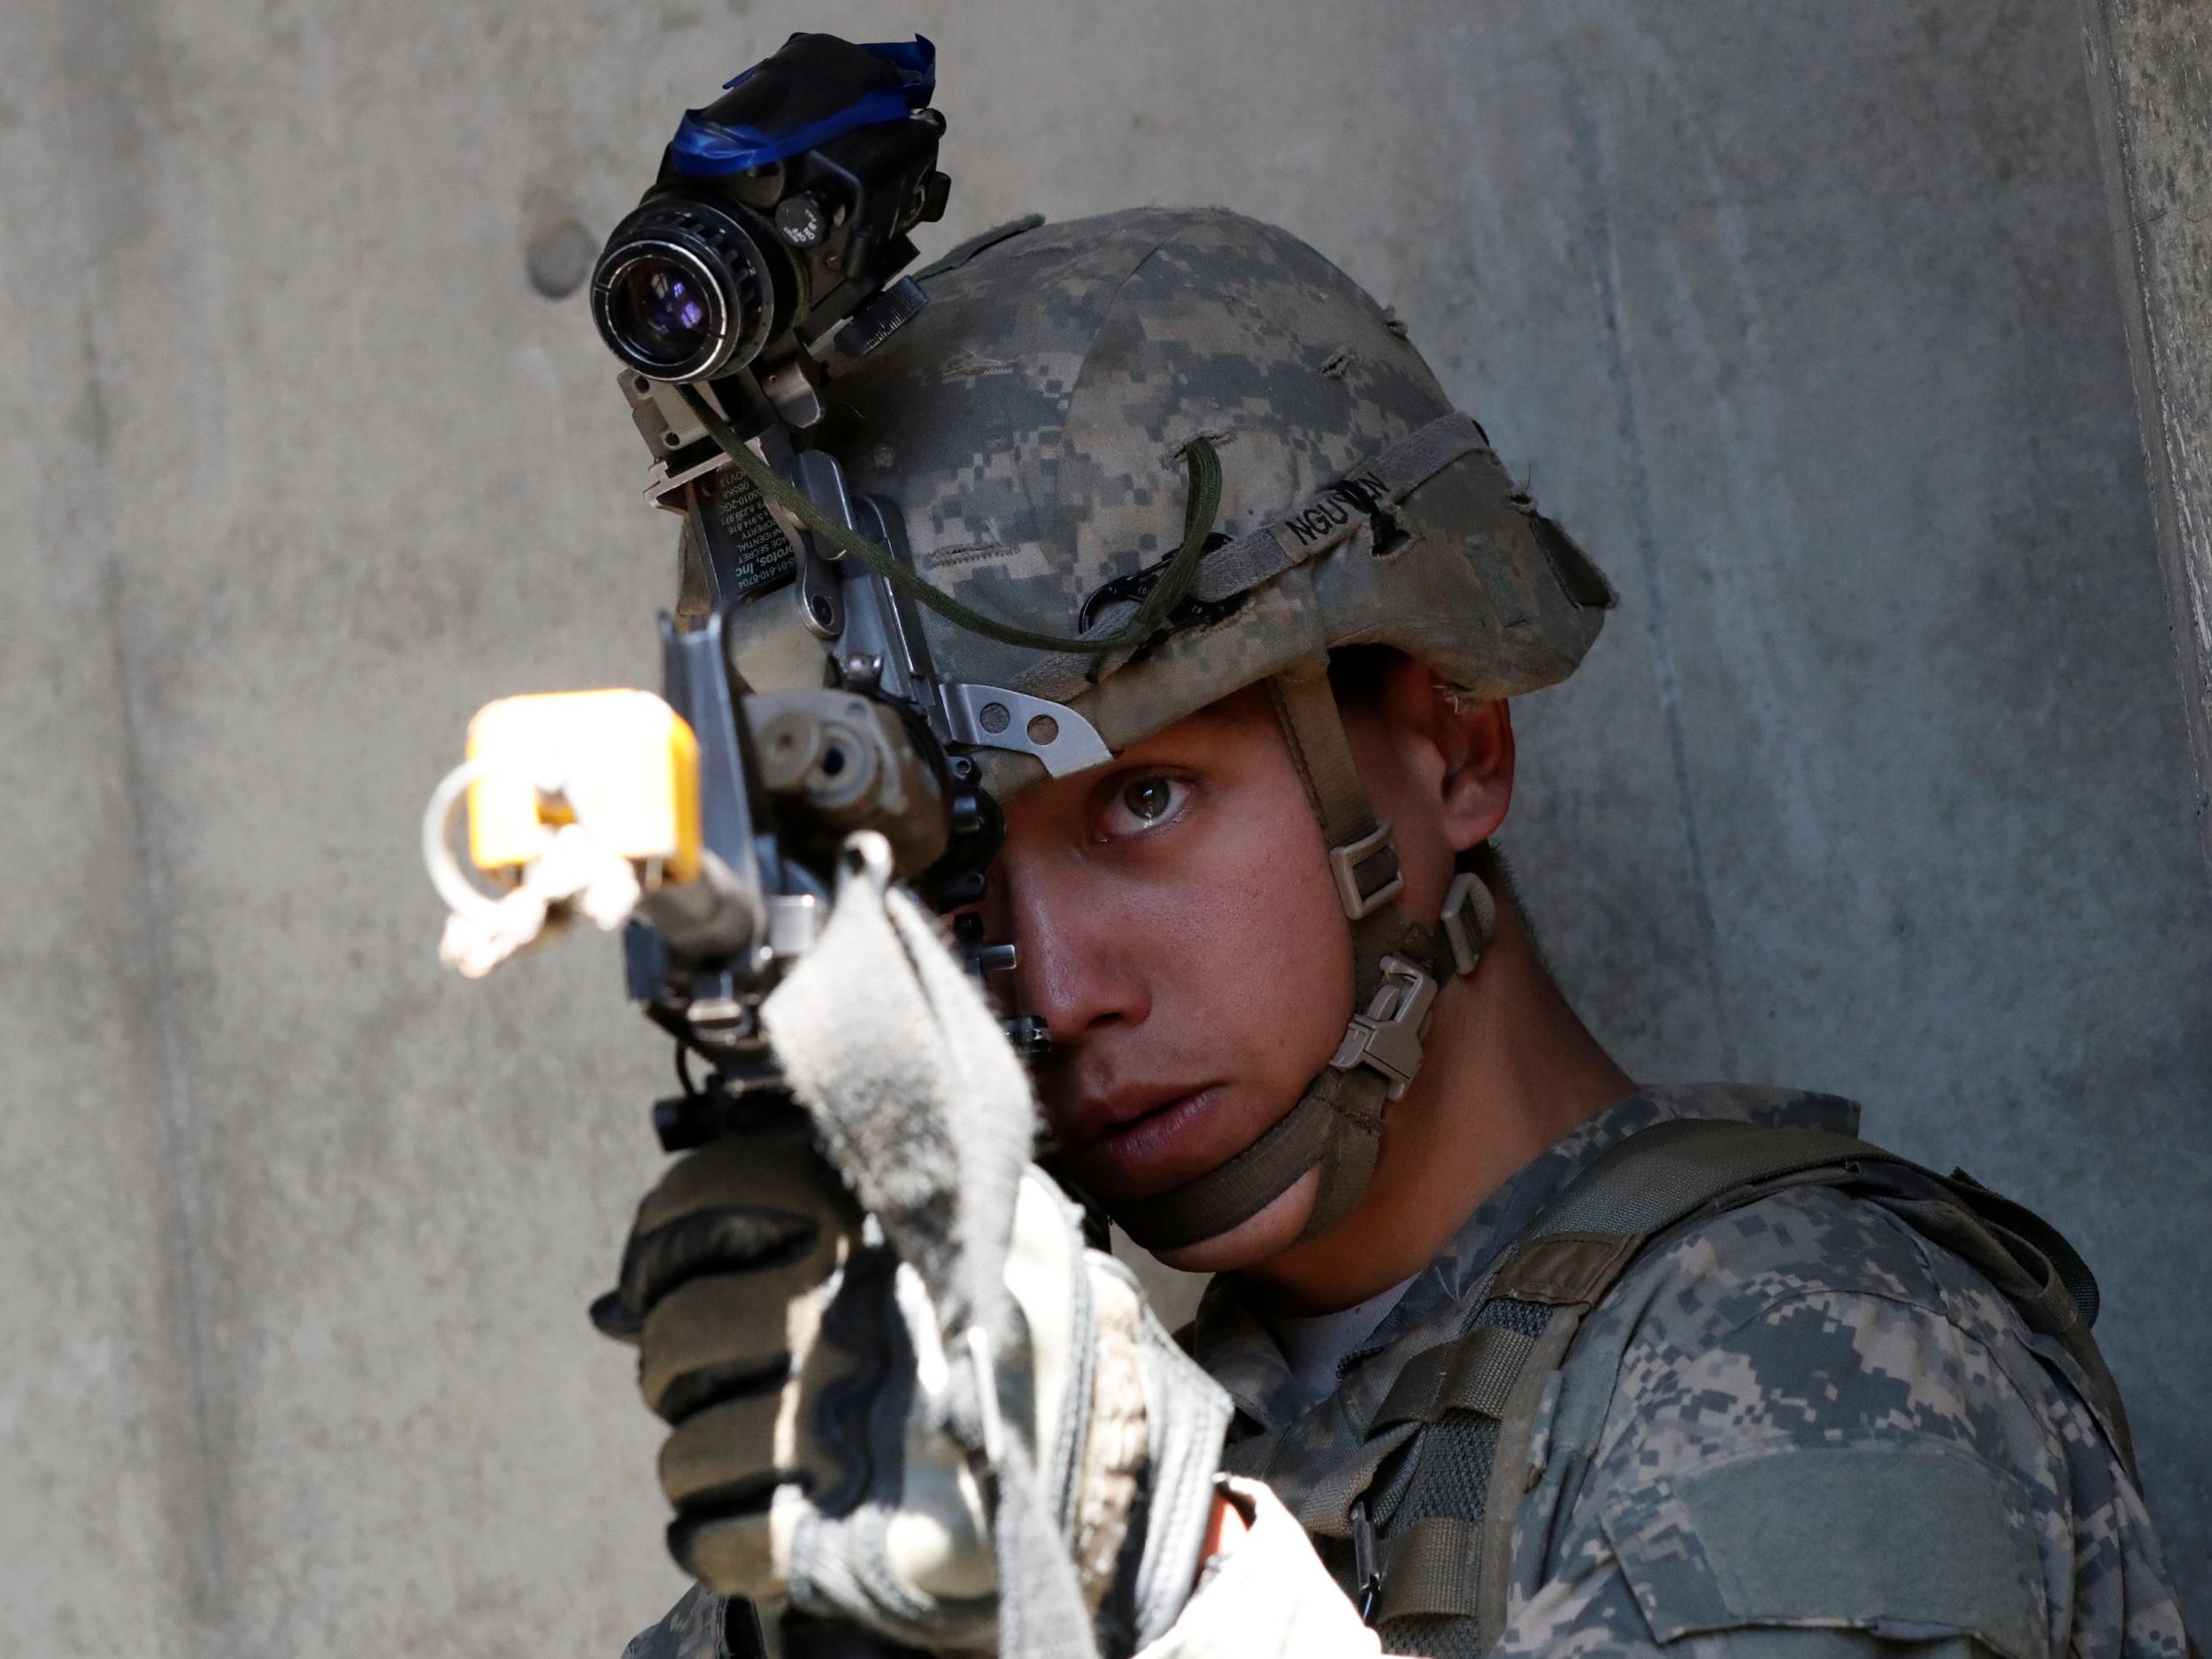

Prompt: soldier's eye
[
  {"left": 1124, "top": 778, "right": 1174, "bottom": 820},
  {"left": 1097, "top": 773, "right": 1189, "bottom": 838}
]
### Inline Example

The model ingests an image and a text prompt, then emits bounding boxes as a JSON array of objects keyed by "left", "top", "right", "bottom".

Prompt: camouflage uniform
[{"left": 1189, "top": 1084, "right": 2193, "bottom": 1659}]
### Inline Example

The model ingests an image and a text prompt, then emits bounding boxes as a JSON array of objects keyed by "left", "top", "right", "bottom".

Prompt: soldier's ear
[
  {"left": 1432, "top": 680, "right": 1514, "bottom": 855},
  {"left": 1333, "top": 650, "right": 1513, "bottom": 856}
]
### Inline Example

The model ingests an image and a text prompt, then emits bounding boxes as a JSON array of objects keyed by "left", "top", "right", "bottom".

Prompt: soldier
[{"left": 603, "top": 209, "right": 2193, "bottom": 1659}]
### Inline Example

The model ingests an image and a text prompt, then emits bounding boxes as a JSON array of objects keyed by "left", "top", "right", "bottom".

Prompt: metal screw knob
[{"left": 776, "top": 193, "right": 829, "bottom": 249}]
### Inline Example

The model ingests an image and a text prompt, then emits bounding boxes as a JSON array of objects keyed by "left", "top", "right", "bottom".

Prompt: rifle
[{"left": 418, "top": 34, "right": 1112, "bottom": 1655}]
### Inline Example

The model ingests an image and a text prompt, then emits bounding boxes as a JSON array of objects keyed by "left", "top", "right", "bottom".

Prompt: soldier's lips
[{"left": 1066, "top": 1084, "right": 1228, "bottom": 1196}]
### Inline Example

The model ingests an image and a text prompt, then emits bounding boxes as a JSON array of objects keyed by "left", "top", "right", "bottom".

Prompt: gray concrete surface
[
  {"left": 3, "top": 2, "right": 2204, "bottom": 1653},
  {"left": 2077, "top": 0, "right": 2212, "bottom": 878}
]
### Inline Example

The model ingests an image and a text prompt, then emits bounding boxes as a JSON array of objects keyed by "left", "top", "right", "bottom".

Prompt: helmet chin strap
[{"left": 1108, "top": 658, "right": 1495, "bottom": 1254}]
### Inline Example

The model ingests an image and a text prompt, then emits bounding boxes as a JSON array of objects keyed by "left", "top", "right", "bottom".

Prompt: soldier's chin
[{"left": 1148, "top": 1170, "right": 1319, "bottom": 1272}]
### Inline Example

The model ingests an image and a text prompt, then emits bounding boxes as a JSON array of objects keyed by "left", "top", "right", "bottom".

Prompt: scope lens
[
  {"left": 606, "top": 256, "right": 716, "bottom": 373},
  {"left": 593, "top": 199, "right": 789, "bottom": 383}
]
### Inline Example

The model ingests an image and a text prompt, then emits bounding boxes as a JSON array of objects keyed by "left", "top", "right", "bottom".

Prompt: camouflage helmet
[{"left": 722, "top": 207, "right": 1614, "bottom": 1249}]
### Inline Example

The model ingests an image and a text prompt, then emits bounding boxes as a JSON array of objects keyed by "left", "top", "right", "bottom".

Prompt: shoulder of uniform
[
  {"left": 1522, "top": 1186, "right": 2185, "bottom": 1657},
  {"left": 1607, "top": 1177, "right": 2023, "bottom": 1357},
  {"left": 1569, "top": 1181, "right": 2065, "bottom": 1479}
]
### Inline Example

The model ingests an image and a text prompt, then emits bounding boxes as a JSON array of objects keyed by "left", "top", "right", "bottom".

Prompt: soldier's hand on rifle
[{"left": 591, "top": 841, "right": 1234, "bottom": 1657}]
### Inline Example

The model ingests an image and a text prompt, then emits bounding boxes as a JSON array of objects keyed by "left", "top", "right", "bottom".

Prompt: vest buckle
[{"left": 1351, "top": 1498, "right": 1381, "bottom": 1624}]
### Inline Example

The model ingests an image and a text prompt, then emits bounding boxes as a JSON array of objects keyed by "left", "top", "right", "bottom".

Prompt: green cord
[{"left": 676, "top": 384, "right": 1222, "bottom": 658}]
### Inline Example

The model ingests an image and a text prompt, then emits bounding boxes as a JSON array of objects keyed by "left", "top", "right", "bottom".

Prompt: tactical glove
[{"left": 595, "top": 838, "right": 1232, "bottom": 1657}]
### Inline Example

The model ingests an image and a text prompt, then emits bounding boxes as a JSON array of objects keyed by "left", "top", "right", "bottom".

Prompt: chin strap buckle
[
  {"left": 1329, "top": 954, "right": 1438, "bottom": 1100},
  {"left": 1329, "top": 821, "right": 1406, "bottom": 919},
  {"left": 1440, "top": 870, "right": 1498, "bottom": 976}
]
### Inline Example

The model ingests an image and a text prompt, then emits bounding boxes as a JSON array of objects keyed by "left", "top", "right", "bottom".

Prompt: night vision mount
[
  {"left": 596, "top": 30, "right": 1106, "bottom": 776},
  {"left": 583, "top": 33, "right": 1110, "bottom": 1119},
  {"left": 594, "top": 32, "right": 947, "bottom": 425}
]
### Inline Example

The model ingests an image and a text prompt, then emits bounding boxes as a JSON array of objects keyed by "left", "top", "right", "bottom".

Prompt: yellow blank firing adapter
[
  {"left": 421, "top": 689, "right": 708, "bottom": 978},
  {"left": 461, "top": 689, "right": 703, "bottom": 882}
]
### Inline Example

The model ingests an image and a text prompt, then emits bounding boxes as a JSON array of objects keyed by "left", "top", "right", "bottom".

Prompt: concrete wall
[
  {"left": 2076, "top": 0, "right": 2212, "bottom": 878},
  {"left": 3, "top": 3, "right": 2202, "bottom": 1653}
]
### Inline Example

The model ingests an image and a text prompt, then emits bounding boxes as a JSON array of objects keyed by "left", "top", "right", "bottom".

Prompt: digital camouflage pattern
[
  {"left": 1191, "top": 1086, "right": 2193, "bottom": 1659},
  {"left": 720, "top": 207, "right": 1612, "bottom": 799}
]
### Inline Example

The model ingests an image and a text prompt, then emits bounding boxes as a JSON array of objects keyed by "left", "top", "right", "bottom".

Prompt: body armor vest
[{"left": 1222, "top": 1118, "right": 2134, "bottom": 1659}]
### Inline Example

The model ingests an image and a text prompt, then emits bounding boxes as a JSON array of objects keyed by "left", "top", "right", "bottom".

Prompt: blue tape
[{"left": 671, "top": 35, "right": 936, "bottom": 177}]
